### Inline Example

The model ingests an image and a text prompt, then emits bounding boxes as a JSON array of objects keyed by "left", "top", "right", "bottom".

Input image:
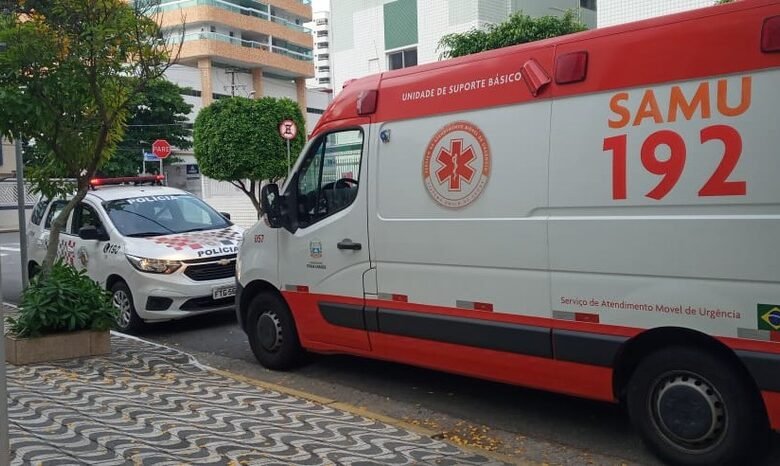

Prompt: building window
[
  {"left": 580, "top": 0, "right": 596, "bottom": 11},
  {"left": 318, "top": 66, "right": 330, "bottom": 72},
  {"left": 388, "top": 48, "right": 417, "bottom": 70},
  {"left": 318, "top": 53, "right": 329, "bottom": 60},
  {"left": 315, "top": 18, "right": 328, "bottom": 26},
  {"left": 316, "top": 30, "right": 328, "bottom": 37},
  {"left": 318, "top": 78, "right": 331, "bottom": 84},
  {"left": 317, "top": 42, "right": 328, "bottom": 49},
  {"left": 210, "top": 25, "right": 216, "bottom": 33}
]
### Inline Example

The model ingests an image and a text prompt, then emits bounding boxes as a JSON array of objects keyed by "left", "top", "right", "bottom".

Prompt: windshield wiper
[
  {"left": 178, "top": 227, "right": 213, "bottom": 233},
  {"left": 110, "top": 209, "right": 175, "bottom": 234},
  {"left": 126, "top": 232, "right": 166, "bottom": 238}
]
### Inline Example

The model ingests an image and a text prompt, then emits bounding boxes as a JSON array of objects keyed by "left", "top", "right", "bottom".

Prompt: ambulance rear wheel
[
  {"left": 111, "top": 281, "right": 144, "bottom": 334},
  {"left": 626, "top": 347, "right": 768, "bottom": 465},
  {"left": 247, "top": 292, "right": 302, "bottom": 370}
]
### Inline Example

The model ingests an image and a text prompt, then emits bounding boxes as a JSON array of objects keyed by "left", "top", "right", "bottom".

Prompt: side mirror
[
  {"left": 219, "top": 211, "right": 231, "bottom": 220},
  {"left": 261, "top": 183, "right": 282, "bottom": 228},
  {"left": 79, "top": 225, "right": 109, "bottom": 241}
]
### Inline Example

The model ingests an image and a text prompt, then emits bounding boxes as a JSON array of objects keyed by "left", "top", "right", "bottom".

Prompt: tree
[
  {"left": 193, "top": 96, "right": 306, "bottom": 217},
  {"left": 437, "top": 10, "right": 587, "bottom": 59},
  {"left": 101, "top": 79, "right": 194, "bottom": 177},
  {"left": 0, "top": 0, "right": 180, "bottom": 274}
]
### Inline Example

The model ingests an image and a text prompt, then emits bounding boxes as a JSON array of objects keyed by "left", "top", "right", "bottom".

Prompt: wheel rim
[
  {"left": 650, "top": 370, "right": 727, "bottom": 453},
  {"left": 113, "top": 290, "right": 132, "bottom": 329},
  {"left": 257, "top": 311, "right": 283, "bottom": 352}
]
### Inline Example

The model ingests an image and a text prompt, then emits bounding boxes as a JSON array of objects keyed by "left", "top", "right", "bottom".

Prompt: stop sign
[{"left": 152, "top": 139, "right": 171, "bottom": 159}]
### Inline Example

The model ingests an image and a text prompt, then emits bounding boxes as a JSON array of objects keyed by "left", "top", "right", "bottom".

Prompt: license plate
[{"left": 212, "top": 285, "right": 236, "bottom": 300}]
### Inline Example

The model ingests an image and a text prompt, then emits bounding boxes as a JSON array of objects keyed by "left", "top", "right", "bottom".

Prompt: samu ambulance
[
  {"left": 27, "top": 176, "right": 243, "bottom": 333},
  {"left": 236, "top": 1, "right": 780, "bottom": 464}
]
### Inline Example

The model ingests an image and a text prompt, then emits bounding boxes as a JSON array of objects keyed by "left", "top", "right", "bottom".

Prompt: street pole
[
  {"left": 0, "top": 250, "right": 9, "bottom": 466},
  {"left": 15, "top": 139, "right": 28, "bottom": 289},
  {"left": 286, "top": 139, "right": 291, "bottom": 176}
]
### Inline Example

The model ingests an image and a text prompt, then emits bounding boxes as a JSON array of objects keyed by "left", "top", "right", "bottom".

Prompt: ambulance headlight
[{"left": 126, "top": 254, "right": 182, "bottom": 274}]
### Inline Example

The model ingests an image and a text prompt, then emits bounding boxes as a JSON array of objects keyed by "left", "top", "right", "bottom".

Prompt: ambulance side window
[{"left": 295, "top": 129, "right": 363, "bottom": 228}]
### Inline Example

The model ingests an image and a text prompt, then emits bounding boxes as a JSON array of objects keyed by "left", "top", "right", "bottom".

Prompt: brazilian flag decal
[{"left": 758, "top": 304, "right": 780, "bottom": 331}]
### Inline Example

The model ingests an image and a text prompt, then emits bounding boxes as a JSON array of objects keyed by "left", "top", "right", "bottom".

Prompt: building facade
[
  {"left": 597, "top": 0, "right": 715, "bottom": 27},
  {"left": 149, "top": 0, "right": 333, "bottom": 227},
  {"left": 307, "top": 10, "right": 333, "bottom": 90},
  {"left": 330, "top": 0, "right": 597, "bottom": 92}
]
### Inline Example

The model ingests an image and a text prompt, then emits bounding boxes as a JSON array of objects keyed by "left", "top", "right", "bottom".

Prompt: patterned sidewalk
[{"left": 7, "top": 334, "right": 510, "bottom": 466}]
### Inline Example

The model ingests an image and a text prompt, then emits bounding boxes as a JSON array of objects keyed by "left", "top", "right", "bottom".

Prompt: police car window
[
  {"left": 71, "top": 204, "right": 103, "bottom": 234},
  {"left": 44, "top": 201, "right": 68, "bottom": 230},
  {"left": 295, "top": 129, "right": 363, "bottom": 228},
  {"left": 104, "top": 194, "right": 230, "bottom": 237},
  {"left": 30, "top": 198, "right": 50, "bottom": 225}
]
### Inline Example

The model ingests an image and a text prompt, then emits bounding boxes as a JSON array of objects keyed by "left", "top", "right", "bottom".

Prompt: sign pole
[{"left": 286, "top": 139, "right": 291, "bottom": 176}]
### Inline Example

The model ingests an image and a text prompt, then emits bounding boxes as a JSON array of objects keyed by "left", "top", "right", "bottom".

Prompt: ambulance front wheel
[
  {"left": 247, "top": 292, "right": 303, "bottom": 370},
  {"left": 626, "top": 346, "right": 769, "bottom": 465},
  {"left": 112, "top": 281, "right": 144, "bottom": 334}
]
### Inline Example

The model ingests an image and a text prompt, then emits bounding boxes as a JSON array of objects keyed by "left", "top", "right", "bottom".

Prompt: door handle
[{"left": 337, "top": 239, "right": 362, "bottom": 251}]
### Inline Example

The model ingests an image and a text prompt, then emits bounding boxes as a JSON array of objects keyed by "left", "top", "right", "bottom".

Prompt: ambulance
[
  {"left": 27, "top": 176, "right": 243, "bottom": 332},
  {"left": 235, "top": 1, "right": 780, "bottom": 463}
]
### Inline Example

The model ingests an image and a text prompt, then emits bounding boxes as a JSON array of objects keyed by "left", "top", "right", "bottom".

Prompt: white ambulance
[
  {"left": 27, "top": 176, "right": 243, "bottom": 332},
  {"left": 236, "top": 1, "right": 780, "bottom": 464}
]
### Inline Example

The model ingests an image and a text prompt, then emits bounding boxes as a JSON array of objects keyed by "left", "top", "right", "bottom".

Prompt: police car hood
[{"left": 123, "top": 226, "right": 244, "bottom": 260}]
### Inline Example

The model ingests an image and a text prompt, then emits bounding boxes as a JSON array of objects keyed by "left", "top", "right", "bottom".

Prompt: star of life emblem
[{"left": 423, "top": 121, "right": 491, "bottom": 208}]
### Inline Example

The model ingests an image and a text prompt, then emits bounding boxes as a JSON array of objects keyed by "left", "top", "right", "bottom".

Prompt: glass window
[
  {"left": 44, "top": 201, "right": 68, "bottom": 230},
  {"left": 580, "top": 0, "right": 596, "bottom": 11},
  {"left": 294, "top": 130, "right": 363, "bottom": 228},
  {"left": 104, "top": 194, "right": 231, "bottom": 237},
  {"left": 30, "top": 197, "right": 50, "bottom": 225},
  {"left": 71, "top": 204, "right": 104, "bottom": 234},
  {"left": 388, "top": 47, "right": 417, "bottom": 70}
]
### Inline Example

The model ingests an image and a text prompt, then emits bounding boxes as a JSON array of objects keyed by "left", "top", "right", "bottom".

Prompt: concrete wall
[{"left": 598, "top": 0, "right": 713, "bottom": 27}]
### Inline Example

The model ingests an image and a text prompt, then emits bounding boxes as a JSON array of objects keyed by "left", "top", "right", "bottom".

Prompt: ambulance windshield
[{"left": 104, "top": 194, "right": 231, "bottom": 237}]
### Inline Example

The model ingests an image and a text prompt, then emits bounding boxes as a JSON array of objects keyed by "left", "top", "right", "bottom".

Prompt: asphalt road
[{"left": 2, "top": 231, "right": 778, "bottom": 465}]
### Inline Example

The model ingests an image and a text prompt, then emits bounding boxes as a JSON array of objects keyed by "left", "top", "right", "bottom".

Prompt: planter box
[{"left": 4, "top": 330, "right": 111, "bottom": 365}]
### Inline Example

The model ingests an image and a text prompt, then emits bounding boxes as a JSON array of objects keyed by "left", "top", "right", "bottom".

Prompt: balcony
[
  {"left": 157, "top": 0, "right": 312, "bottom": 37},
  {"left": 172, "top": 31, "right": 313, "bottom": 77}
]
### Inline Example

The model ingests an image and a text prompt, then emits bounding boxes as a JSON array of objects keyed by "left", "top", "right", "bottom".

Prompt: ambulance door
[{"left": 278, "top": 125, "right": 372, "bottom": 351}]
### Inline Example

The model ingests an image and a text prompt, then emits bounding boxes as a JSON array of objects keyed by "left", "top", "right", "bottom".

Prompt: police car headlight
[{"left": 126, "top": 254, "right": 182, "bottom": 274}]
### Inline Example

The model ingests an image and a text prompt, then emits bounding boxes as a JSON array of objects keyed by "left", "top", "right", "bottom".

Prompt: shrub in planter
[{"left": 8, "top": 261, "right": 118, "bottom": 338}]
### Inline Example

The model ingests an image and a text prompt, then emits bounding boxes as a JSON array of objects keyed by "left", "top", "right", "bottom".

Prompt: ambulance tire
[
  {"left": 247, "top": 293, "right": 303, "bottom": 370},
  {"left": 111, "top": 281, "right": 144, "bottom": 334},
  {"left": 626, "top": 346, "right": 768, "bottom": 466}
]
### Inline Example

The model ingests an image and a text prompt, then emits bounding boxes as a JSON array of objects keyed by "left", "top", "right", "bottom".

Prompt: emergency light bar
[{"left": 89, "top": 175, "right": 165, "bottom": 189}]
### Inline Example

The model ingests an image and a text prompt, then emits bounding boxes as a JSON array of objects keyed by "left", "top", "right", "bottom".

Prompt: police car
[{"left": 27, "top": 176, "right": 244, "bottom": 332}]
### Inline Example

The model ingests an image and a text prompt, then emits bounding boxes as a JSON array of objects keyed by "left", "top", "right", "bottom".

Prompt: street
[{"left": 2, "top": 230, "right": 778, "bottom": 465}]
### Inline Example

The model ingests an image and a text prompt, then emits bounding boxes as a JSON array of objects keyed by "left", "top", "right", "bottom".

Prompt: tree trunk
[{"left": 40, "top": 183, "right": 89, "bottom": 275}]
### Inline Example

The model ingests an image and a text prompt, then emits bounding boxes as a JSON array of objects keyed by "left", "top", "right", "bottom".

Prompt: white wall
[{"left": 598, "top": 0, "right": 714, "bottom": 27}]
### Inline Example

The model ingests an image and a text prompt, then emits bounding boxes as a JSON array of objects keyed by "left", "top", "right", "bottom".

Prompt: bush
[{"left": 8, "top": 261, "right": 117, "bottom": 338}]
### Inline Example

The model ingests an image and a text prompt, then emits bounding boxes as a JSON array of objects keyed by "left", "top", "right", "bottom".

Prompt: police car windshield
[{"left": 104, "top": 194, "right": 230, "bottom": 237}]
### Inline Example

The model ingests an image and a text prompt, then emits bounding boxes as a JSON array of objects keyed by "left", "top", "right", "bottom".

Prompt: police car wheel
[
  {"left": 247, "top": 292, "right": 302, "bottom": 370},
  {"left": 111, "top": 281, "right": 144, "bottom": 333},
  {"left": 626, "top": 347, "right": 769, "bottom": 465}
]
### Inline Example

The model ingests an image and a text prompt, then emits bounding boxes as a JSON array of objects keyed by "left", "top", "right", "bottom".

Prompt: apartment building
[
  {"left": 307, "top": 10, "right": 333, "bottom": 90},
  {"left": 598, "top": 0, "right": 715, "bottom": 27},
  {"left": 330, "top": 0, "right": 597, "bottom": 92}
]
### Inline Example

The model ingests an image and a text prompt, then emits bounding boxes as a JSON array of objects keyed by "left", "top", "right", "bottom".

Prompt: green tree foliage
[
  {"left": 438, "top": 10, "right": 587, "bottom": 59},
  {"left": 0, "top": 0, "right": 179, "bottom": 274},
  {"left": 8, "top": 261, "right": 117, "bottom": 338},
  {"left": 101, "top": 79, "right": 194, "bottom": 177},
  {"left": 193, "top": 96, "right": 306, "bottom": 216}
]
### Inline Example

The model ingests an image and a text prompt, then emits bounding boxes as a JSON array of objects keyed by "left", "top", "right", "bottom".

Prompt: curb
[
  {"left": 111, "top": 332, "right": 528, "bottom": 465},
  {"left": 206, "top": 366, "right": 530, "bottom": 466}
]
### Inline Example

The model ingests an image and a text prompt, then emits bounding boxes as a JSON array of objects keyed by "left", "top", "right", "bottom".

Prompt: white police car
[{"left": 27, "top": 176, "right": 244, "bottom": 332}]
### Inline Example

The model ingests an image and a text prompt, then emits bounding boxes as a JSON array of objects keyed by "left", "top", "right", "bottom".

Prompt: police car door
[
  {"left": 278, "top": 127, "right": 371, "bottom": 352},
  {"left": 70, "top": 202, "right": 110, "bottom": 281}
]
